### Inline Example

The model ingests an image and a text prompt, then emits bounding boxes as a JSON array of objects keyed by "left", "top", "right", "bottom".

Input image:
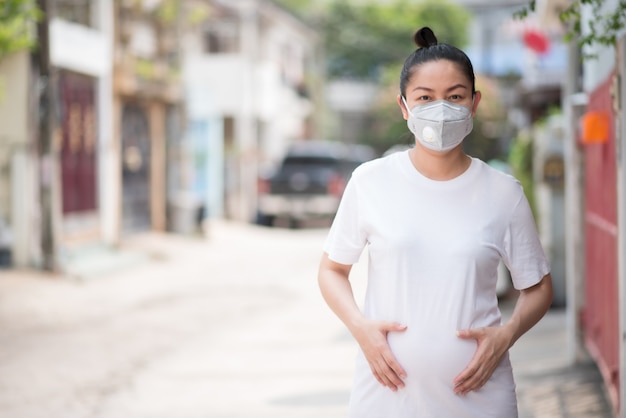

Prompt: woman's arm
[
  {"left": 503, "top": 273, "right": 554, "bottom": 344},
  {"left": 453, "top": 273, "right": 553, "bottom": 395},
  {"left": 318, "top": 252, "right": 408, "bottom": 391}
]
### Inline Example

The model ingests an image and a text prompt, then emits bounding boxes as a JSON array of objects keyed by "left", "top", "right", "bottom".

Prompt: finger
[
  {"left": 383, "top": 351, "right": 407, "bottom": 381},
  {"left": 455, "top": 372, "right": 479, "bottom": 394},
  {"left": 395, "top": 322, "right": 408, "bottom": 331},
  {"left": 456, "top": 373, "right": 488, "bottom": 395},
  {"left": 383, "top": 367, "right": 405, "bottom": 390},
  {"left": 454, "top": 363, "right": 478, "bottom": 388},
  {"left": 378, "top": 355, "right": 405, "bottom": 390},
  {"left": 369, "top": 358, "right": 400, "bottom": 391},
  {"left": 456, "top": 328, "right": 481, "bottom": 340},
  {"left": 368, "top": 361, "right": 387, "bottom": 386},
  {"left": 453, "top": 340, "right": 487, "bottom": 386},
  {"left": 373, "top": 362, "right": 401, "bottom": 391},
  {"left": 384, "top": 322, "right": 407, "bottom": 333},
  {"left": 455, "top": 361, "right": 495, "bottom": 394},
  {"left": 373, "top": 370, "right": 388, "bottom": 388},
  {"left": 381, "top": 372, "right": 401, "bottom": 391}
]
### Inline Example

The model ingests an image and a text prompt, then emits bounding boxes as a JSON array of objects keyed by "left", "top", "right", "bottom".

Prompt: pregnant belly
[{"left": 387, "top": 328, "right": 477, "bottom": 386}]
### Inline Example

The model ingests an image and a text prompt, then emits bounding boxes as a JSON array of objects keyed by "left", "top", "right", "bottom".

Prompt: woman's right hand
[
  {"left": 351, "top": 319, "right": 408, "bottom": 391},
  {"left": 317, "top": 253, "right": 407, "bottom": 391}
]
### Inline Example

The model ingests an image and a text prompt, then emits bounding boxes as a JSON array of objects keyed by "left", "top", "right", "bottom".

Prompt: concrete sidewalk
[
  {"left": 505, "top": 300, "right": 614, "bottom": 418},
  {"left": 0, "top": 221, "right": 616, "bottom": 417}
]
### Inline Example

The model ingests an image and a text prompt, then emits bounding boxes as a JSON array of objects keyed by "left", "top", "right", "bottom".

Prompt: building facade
[
  {"left": 114, "top": 0, "right": 183, "bottom": 237},
  {"left": 181, "top": 0, "right": 321, "bottom": 223},
  {"left": 558, "top": 0, "right": 626, "bottom": 414},
  {"left": 0, "top": 50, "right": 36, "bottom": 268},
  {"left": 0, "top": 0, "right": 321, "bottom": 272},
  {"left": 0, "top": 0, "right": 115, "bottom": 270},
  {"left": 577, "top": 19, "right": 626, "bottom": 416}
]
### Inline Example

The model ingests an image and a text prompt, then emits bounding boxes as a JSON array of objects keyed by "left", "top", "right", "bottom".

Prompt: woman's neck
[{"left": 408, "top": 146, "right": 471, "bottom": 181}]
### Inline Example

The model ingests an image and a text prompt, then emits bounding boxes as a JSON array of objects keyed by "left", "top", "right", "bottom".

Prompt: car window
[{"left": 282, "top": 157, "right": 339, "bottom": 169}]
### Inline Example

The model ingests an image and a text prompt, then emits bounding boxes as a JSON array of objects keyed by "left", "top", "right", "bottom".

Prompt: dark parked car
[{"left": 257, "top": 140, "right": 376, "bottom": 227}]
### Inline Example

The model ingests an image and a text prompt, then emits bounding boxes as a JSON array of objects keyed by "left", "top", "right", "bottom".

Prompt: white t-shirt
[{"left": 324, "top": 150, "right": 550, "bottom": 418}]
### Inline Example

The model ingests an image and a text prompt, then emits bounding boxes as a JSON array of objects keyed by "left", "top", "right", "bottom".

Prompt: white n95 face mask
[{"left": 402, "top": 97, "right": 473, "bottom": 152}]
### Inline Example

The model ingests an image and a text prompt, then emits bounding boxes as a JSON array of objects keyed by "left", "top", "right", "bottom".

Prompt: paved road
[
  {"left": 0, "top": 222, "right": 358, "bottom": 417},
  {"left": 0, "top": 221, "right": 613, "bottom": 417}
]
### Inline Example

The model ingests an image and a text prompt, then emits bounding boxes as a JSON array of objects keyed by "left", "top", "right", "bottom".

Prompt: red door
[
  {"left": 59, "top": 71, "right": 97, "bottom": 214},
  {"left": 583, "top": 73, "right": 620, "bottom": 412}
]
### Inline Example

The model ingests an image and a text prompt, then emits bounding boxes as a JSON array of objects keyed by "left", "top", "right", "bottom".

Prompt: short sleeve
[
  {"left": 323, "top": 174, "right": 368, "bottom": 265},
  {"left": 502, "top": 193, "right": 551, "bottom": 290}
]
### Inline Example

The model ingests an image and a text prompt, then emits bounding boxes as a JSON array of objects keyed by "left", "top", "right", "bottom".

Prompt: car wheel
[
  {"left": 288, "top": 217, "right": 302, "bottom": 229},
  {"left": 256, "top": 212, "right": 275, "bottom": 227}
]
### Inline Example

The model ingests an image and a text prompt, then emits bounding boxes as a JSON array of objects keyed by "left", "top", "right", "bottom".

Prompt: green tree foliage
[
  {"left": 274, "top": 0, "right": 480, "bottom": 154},
  {"left": 325, "top": 0, "right": 470, "bottom": 79},
  {"left": 274, "top": 0, "right": 329, "bottom": 16},
  {"left": 275, "top": 0, "right": 470, "bottom": 80},
  {"left": 0, "top": 0, "right": 41, "bottom": 62},
  {"left": 517, "top": 0, "right": 626, "bottom": 51},
  {"left": 365, "top": 64, "right": 413, "bottom": 153},
  {"left": 508, "top": 130, "right": 537, "bottom": 217}
]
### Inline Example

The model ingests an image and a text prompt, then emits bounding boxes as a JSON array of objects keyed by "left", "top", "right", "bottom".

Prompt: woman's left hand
[
  {"left": 454, "top": 276, "right": 553, "bottom": 395},
  {"left": 452, "top": 326, "right": 513, "bottom": 395}
]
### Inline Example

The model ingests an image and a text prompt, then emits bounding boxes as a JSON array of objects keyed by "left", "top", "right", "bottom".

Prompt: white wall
[
  {"left": 184, "top": 54, "right": 247, "bottom": 116},
  {"left": 95, "top": 0, "right": 117, "bottom": 246},
  {"left": 326, "top": 80, "right": 378, "bottom": 113},
  {"left": 0, "top": 52, "right": 33, "bottom": 267},
  {"left": 0, "top": 53, "right": 29, "bottom": 145},
  {"left": 50, "top": 18, "right": 111, "bottom": 78}
]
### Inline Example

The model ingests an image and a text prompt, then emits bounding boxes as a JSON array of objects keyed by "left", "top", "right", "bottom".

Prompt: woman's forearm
[
  {"left": 503, "top": 273, "right": 554, "bottom": 347},
  {"left": 318, "top": 253, "right": 365, "bottom": 333}
]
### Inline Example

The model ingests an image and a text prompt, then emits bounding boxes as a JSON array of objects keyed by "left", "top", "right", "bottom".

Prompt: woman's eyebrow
[
  {"left": 411, "top": 86, "right": 434, "bottom": 93},
  {"left": 410, "top": 84, "right": 468, "bottom": 93},
  {"left": 447, "top": 84, "right": 468, "bottom": 91}
]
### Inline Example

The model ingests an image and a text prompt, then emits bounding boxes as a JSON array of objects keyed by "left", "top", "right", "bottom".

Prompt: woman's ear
[
  {"left": 397, "top": 95, "right": 409, "bottom": 120},
  {"left": 471, "top": 91, "right": 482, "bottom": 116}
]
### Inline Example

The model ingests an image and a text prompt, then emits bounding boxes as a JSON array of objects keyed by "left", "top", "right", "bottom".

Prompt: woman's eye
[
  {"left": 417, "top": 95, "right": 431, "bottom": 101},
  {"left": 449, "top": 94, "right": 462, "bottom": 101}
]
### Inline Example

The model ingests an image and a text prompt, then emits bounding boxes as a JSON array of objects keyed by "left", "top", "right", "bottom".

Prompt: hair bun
[{"left": 414, "top": 27, "right": 438, "bottom": 48}]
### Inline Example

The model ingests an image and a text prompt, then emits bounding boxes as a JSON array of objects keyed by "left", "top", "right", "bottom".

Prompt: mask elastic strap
[{"left": 401, "top": 96, "right": 412, "bottom": 115}]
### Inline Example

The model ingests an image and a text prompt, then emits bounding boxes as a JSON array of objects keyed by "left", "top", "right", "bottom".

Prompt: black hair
[{"left": 399, "top": 27, "right": 475, "bottom": 97}]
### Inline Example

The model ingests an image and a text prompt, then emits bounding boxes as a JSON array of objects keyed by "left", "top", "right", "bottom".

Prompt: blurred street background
[
  {"left": 0, "top": 221, "right": 614, "bottom": 417},
  {"left": 1, "top": 0, "right": 626, "bottom": 416}
]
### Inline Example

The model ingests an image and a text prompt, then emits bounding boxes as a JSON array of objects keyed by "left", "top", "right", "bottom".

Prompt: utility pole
[
  {"left": 35, "top": 0, "right": 57, "bottom": 271},
  {"left": 563, "top": 28, "right": 586, "bottom": 365},
  {"left": 615, "top": 36, "right": 626, "bottom": 418}
]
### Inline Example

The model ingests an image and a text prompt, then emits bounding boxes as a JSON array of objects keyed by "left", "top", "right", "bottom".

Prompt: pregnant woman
[{"left": 318, "top": 27, "right": 553, "bottom": 417}]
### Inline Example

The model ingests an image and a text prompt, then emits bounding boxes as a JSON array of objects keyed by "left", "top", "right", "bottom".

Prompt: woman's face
[{"left": 397, "top": 59, "right": 481, "bottom": 120}]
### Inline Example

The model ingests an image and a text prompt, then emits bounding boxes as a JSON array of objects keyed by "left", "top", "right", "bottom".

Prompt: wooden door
[
  {"left": 59, "top": 71, "right": 97, "bottom": 214},
  {"left": 121, "top": 103, "right": 151, "bottom": 232}
]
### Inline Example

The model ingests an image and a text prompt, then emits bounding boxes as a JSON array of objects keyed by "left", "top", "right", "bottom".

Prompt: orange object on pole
[{"left": 581, "top": 111, "right": 610, "bottom": 144}]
